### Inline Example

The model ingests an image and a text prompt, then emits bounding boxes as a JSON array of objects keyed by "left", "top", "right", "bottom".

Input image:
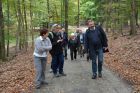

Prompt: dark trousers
[
  {"left": 70, "top": 49, "right": 77, "bottom": 60},
  {"left": 63, "top": 45, "right": 68, "bottom": 58},
  {"left": 51, "top": 53, "right": 64, "bottom": 74}
]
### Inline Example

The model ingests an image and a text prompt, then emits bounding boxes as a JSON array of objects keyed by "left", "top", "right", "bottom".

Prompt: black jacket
[
  {"left": 48, "top": 32, "right": 63, "bottom": 56},
  {"left": 68, "top": 38, "right": 79, "bottom": 51}
]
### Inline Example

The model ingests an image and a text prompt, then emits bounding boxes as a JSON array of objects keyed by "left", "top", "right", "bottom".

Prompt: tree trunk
[
  {"left": 6, "top": 0, "right": 10, "bottom": 57},
  {"left": 23, "top": 0, "right": 28, "bottom": 51},
  {"left": 77, "top": 0, "right": 80, "bottom": 27},
  {"left": 0, "top": 0, "right": 6, "bottom": 60},
  {"left": 64, "top": 0, "right": 68, "bottom": 33},
  {"left": 130, "top": 0, "right": 137, "bottom": 35},
  {"left": 135, "top": 3, "right": 139, "bottom": 27},
  {"left": 30, "top": 0, "right": 34, "bottom": 48},
  {"left": 47, "top": 0, "right": 50, "bottom": 29},
  {"left": 16, "top": 0, "right": 22, "bottom": 52}
]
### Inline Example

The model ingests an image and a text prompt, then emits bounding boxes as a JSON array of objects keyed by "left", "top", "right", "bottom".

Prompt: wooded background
[{"left": 0, "top": 0, "right": 140, "bottom": 61}]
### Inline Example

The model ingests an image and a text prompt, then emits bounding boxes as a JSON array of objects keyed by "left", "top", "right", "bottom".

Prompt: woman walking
[
  {"left": 33, "top": 28, "right": 52, "bottom": 89},
  {"left": 68, "top": 33, "right": 79, "bottom": 60}
]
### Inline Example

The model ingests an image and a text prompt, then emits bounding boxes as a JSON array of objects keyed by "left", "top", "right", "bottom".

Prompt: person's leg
[
  {"left": 74, "top": 49, "right": 77, "bottom": 59},
  {"left": 51, "top": 55, "right": 58, "bottom": 75},
  {"left": 87, "top": 53, "right": 90, "bottom": 61},
  {"left": 80, "top": 44, "right": 82, "bottom": 57},
  {"left": 97, "top": 48, "right": 103, "bottom": 77},
  {"left": 34, "top": 56, "right": 42, "bottom": 88},
  {"left": 58, "top": 53, "right": 66, "bottom": 76},
  {"left": 91, "top": 51, "right": 97, "bottom": 79},
  {"left": 70, "top": 49, "right": 73, "bottom": 60},
  {"left": 41, "top": 57, "right": 48, "bottom": 84},
  {"left": 64, "top": 45, "right": 68, "bottom": 59},
  {"left": 82, "top": 44, "right": 84, "bottom": 57}
]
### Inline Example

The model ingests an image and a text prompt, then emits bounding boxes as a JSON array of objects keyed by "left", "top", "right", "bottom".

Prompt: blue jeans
[
  {"left": 51, "top": 53, "right": 64, "bottom": 74},
  {"left": 91, "top": 48, "right": 103, "bottom": 75},
  {"left": 34, "top": 56, "right": 47, "bottom": 86}
]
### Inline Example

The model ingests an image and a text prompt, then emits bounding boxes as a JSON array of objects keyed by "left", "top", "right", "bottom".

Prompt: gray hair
[{"left": 51, "top": 24, "right": 58, "bottom": 32}]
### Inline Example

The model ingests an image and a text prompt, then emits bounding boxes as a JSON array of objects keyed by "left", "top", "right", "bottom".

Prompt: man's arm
[
  {"left": 84, "top": 30, "right": 89, "bottom": 52},
  {"left": 98, "top": 26, "right": 108, "bottom": 47}
]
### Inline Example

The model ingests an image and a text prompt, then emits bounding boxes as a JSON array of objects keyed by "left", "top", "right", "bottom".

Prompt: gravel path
[{"left": 34, "top": 52, "right": 132, "bottom": 93}]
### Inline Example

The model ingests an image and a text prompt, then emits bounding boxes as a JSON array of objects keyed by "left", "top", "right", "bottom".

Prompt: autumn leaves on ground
[{"left": 0, "top": 35, "right": 140, "bottom": 93}]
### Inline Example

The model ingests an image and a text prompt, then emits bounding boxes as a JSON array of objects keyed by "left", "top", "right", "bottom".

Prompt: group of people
[
  {"left": 68, "top": 28, "right": 85, "bottom": 61},
  {"left": 33, "top": 19, "right": 108, "bottom": 89}
]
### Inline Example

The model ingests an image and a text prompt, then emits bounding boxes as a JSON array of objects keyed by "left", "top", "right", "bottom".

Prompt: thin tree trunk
[
  {"left": 64, "top": 0, "right": 68, "bottom": 33},
  {"left": 23, "top": 0, "right": 28, "bottom": 51},
  {"left": 135, "top": 3, "right": 139, "bottom": 27},
  {"left": 77, "top": 0, "right": 80, "bottom": 27},
  {"left": 17, "top": 0, "right": 22, "bottom": 51},
  {"left": 13, "top": 0, "right": 19, "bottom": 55},
  {"left": 47, "top": 0, "right": 50, "bottom": 29},
  {"left": 0, "top": 0, "right": 5, "bottom": 60},
  {"left": 30, "top": 0, "right": 34, "bottom": 48},
  {"left": 61, "top": 0, "right": 63, "bottom": 26},
  {"left": 6, "top": 0, "right": 10, "bottom": 57},
  {"left": 130, "top": 0, "right": 137, "bottom": 35}
]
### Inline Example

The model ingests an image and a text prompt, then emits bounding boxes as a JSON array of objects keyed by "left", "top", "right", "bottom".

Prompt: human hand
[{"left": 57, "top": 39, "right": 63, "bottom": 43}]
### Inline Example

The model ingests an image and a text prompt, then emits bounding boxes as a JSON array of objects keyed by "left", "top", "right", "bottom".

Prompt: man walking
[
  {"left": 48, "top": 24, "right": 66, "bottom": 77},
  {"left": 84, "top": 20, "right": 108, "bottom": 79}
]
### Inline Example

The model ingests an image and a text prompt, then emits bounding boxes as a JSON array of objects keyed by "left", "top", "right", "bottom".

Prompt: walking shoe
[
  {"left": 41, "top": 81, "right": 48, "bottom": 85},
  {"left": 92, "top": 74, "right": 97, "bottom": 79},
  {"left": 98, "top": 73, "right": 102, "bottom": 78},
  {"left": 53, "top": 73, "right": 60, "bottom": 77},
  {"left": 59, "top": 73, "right": 67, "bottom": 76},
  {"left": 49, "top": 69, "right": 53, "bottom": 73},
  {"left": 35, "top": 85, "right": 41, "bottom": 89}
]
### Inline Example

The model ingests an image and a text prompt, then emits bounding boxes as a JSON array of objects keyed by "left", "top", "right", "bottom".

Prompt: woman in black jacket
[{"left": 68, "top": 33, "right": 79, "bottom": 60}]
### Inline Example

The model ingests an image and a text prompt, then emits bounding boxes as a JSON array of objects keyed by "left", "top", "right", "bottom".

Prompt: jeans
[
  {"left": 91, "top": 48, "right": 103, "bottom": 75},
  {"left": 51, "top": 53, "right": 64, "bottom": 74},
  {"left": 34, "top": 56, "right": 47, "bottom": 86}
]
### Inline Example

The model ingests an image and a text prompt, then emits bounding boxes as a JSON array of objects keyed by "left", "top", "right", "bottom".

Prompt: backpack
[{"left": 49, "top": 32, "right": 54, "bottom": 39}]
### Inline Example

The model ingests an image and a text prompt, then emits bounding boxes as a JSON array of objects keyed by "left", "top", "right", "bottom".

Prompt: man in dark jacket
[
  {"left": 84, "top": 20, "right": 108, "bottom": 79},
  {"left": 48, "top": 24, "right": 66, "bottom": 77}
]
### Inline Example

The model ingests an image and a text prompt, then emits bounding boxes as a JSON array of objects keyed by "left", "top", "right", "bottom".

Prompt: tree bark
[
  {"left": 6, "top": 0, "right": 10, "bottom": 57},
  {"left": 0, "top": 0, "right": 6, "bottom": 60},
  {"left": 130, "top": 0, "right": 137, "bottom": 35},
  {"left": 64, "top": 0, "right": 68, "bottom": 33},
  {"left": 77, "top": 0, "right": 80, "bottom": 27},
  {"left": 23, "top": 0, "right": 28, "bottom": 51},
  {"left": 30, "top": 0, "right": 34, "bottom": 48}
]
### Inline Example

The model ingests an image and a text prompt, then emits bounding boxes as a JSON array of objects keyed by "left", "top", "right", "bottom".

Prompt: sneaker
[
  {"left": 65, "top": 57, "right": 68, "bottom": 60},
  {"left": 49, "top": 69, "right": 53, "bottom": 73},
  {"left": 35, "top": 85, "right": 41, "bottom": 89},
  {"left": 59, "top": 73, "right": 67, "bottom": 76},
  {"left": 53, "top": 73, "right": 60, "bottom": 77},
  {"left": 92, "top": 74, "right": 97, "bottom": 79},
  {"left": 98, "top": 73, "right": 102, "bottom": 78},
  {"left": 41, "top": 81, "right": 48, "bottom": 85}
]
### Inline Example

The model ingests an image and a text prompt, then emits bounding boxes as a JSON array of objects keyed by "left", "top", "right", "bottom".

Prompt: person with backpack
[
  {"left": 48, "top": 24, "right": 66, "bottom": 77},
  {"left": 84, "top": 20, "right": 108, "bottom": 79},
  {"left": 68, "top": 33, "right": 79, "bottom": 60},
  {"left": 33, "top": 28, "right": 52, "bottom": 89}
]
